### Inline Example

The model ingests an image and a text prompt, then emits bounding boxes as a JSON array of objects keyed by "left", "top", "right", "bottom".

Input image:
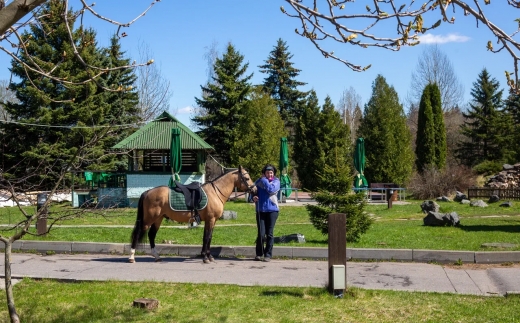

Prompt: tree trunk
[{"left": 3, "top": 241, "right": 20, "bottom": 323}]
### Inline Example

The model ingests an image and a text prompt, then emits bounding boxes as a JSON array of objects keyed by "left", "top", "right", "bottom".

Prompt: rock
[
  {"left": 420, "top": 200, "right": 440, "bottom": 214},
  {"left": 454, "top": 191, "right": 467, "bottom": 202},
  {"left": 503, "top": 164, "right": 514, "bottom": 170},
  {"left": 488, "top": 195, "right": 500, "bottom": 203},
  {"left": 500, "top": 201, "right": 513, "bottom": 207},
  {"left": 274, "top": 233, "right": 306, "bottom": 243},
  {"left": 423, "top": 211, "right": 460, "bottom": 226},
  {"left": 461, "top": 199, "right": 471, "bottom": 204},
  {"left": 470, "top": 200, "right": 488, "bottom": 207},
  {"left": 220, "top": 210, "right": 237, "bottom": 220},
  {"left": 436, "top": 196, "right": 451, "bottom": 202}
]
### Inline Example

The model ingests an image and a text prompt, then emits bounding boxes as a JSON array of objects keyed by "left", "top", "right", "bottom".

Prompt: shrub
[
  {"left": 473, "top": 160, "right": 503, "bottom": 175},
  {"left": 408, "top": 163, "right": 477, "bottom": 200},
  {"left": 306, "top": 192, "right": 371, "bottom": 242}
]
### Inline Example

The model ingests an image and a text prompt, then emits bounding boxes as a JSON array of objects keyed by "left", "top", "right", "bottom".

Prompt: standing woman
[{"left": 253, "top": 164, "right": 280, "bottom": 262}]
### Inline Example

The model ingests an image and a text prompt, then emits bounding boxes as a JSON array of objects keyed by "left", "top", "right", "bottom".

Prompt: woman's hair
[{"left": 262, "top": 163, "right": 277, "bottom": 175}]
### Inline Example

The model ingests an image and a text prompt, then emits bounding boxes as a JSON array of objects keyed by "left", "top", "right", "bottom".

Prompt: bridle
[{"left": 210, "top": 168, "right": 256, "bottom": 205}]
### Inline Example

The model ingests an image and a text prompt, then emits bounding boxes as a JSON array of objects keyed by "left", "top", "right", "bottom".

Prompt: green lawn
[
  {"left": 2, "top": 279, "right": 519, "bottom": 323},
  {"left": 2, "top": 200, "right": 520, "bottom": 251}
]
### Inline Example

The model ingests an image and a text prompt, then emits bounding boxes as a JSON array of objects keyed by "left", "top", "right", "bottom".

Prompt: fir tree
[
  {"left": 505, "top": 94, "right": 520, "bottom": 161},
  {"left": 192, "top": 43, "right": 252, "bottom": 165},
  {"left": 415, "top": 83, "right": 447, "bottom": 172},
  {"left": 259, "top": 38, "right": 307, "bottom": 136},
  {"left": 457, "top": 69, "right": 513, "bottom": 166},
  {"left": 356, "top": 75, "right": 414, "bottom": 185},
  {"left": 2, "top": 0, "right": 138, "bottom": 187}
]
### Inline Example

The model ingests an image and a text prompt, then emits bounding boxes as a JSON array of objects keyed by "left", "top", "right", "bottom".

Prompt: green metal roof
[{"left": 112, "top": 111, "right": 213, "bottom": 150}]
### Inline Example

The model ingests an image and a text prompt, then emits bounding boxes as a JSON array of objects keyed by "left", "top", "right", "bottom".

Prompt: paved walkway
[{"left": 2, "top": 249, "right": 520, "bottom": 297}]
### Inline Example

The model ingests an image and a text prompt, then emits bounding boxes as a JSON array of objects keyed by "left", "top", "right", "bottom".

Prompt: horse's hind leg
[{"left": 149, "top": 220, "right": 162, "bottom": 262}]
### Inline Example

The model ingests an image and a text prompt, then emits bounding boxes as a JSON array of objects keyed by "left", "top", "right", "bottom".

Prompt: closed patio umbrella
[
  {"left": 354, "top": 137, "right": 368, "bottom": 189},
  {"left": 279, "top": 137, "right": 292, "bottom": 198},
  {"left": 169, "top": 128, "right": 182, "bottom": 187}
]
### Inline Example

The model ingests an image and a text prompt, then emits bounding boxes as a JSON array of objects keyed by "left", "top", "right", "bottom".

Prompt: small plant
[
  {"left": 46, "top": 250, "right": 56, "bottom": 256},
  {"left": 454, "top": 258, "right": 463, "bottom": 266}
]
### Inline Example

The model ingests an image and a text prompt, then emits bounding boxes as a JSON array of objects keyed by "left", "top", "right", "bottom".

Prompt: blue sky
[{"left": 1, "top": 1, "right": 517, "bottom": 130}]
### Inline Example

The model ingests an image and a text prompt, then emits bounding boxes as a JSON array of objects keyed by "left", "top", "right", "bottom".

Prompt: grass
[
  {"left": 2, "top": 200, "right": 520, "bottom": 251},
  {"left": 2, "top": 279, "right": 520, "bottom": 323}
]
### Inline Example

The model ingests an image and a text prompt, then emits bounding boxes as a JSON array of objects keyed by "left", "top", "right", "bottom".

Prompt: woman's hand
[{"left": 253, "top": 196, "right": 259, "bottom": 202}]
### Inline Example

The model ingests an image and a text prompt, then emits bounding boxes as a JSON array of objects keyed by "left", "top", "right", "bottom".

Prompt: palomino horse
[{"left": 129, "top": 166, "right": 257, "bottom": 263}]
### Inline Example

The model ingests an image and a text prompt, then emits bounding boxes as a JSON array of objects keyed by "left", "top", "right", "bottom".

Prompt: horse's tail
[{"left": 130, "top": 191, "right": 147, "bottom": 248}]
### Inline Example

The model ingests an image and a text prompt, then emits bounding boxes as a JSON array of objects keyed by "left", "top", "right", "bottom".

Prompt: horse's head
[{"left": 237, "top": 166, "right": 257, "bottom": 195}]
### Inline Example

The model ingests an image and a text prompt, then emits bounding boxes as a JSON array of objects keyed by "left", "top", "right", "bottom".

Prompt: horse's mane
[{"left": 203, "top": 168, "right": 239, "bottom": 186}]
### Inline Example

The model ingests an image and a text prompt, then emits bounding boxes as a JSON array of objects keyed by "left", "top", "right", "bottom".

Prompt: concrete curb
[{"left": 7, "top": 241, "right": 520, "bottom": 264}]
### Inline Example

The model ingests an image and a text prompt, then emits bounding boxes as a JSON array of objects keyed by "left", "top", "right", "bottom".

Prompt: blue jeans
[{"left": 256, "top": 211, "right": 279, "bottom": 258}]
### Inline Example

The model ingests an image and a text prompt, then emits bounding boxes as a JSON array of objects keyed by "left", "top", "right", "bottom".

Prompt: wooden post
[{"left": 328, "top": 213, "right": 346, "bottom": 296}]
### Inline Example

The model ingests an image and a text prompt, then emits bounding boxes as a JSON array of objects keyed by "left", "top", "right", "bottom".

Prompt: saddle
[{"left": 172, "top": 180, "right": 203, "bottom": 224}]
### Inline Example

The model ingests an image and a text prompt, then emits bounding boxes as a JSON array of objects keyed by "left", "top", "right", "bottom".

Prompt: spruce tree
[
  {"left": 293, "top": 90, "right": 323, "bottom": 190},
  {"left": 356, "top": 75, "right": 414, "bottom": 185},
  {"left": 259, "top": 38, "right": 307, "bottom": 135},
  {"left": 192, "top": 43, "right": 252, "bottom": 165},
  {"left": 457, "top": 69, "right": 512, "bottom": 166},
  {"left": 230, "top": 87, "right": 286, "bottom": 175},
  {"left": 505, "top": 94, "right": 520, "bottom": 161},
  {"left": 415, "top": 83, "right": 447, "bottom": 172},
  {"left": 317, "top": 96, "right": 352, "bottom": 192},
  {"left": 2, "top": 0, "right": 138, "bottom": 187}
]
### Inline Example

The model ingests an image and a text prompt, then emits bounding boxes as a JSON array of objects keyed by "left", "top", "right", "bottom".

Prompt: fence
[{"left": 467, "top": 187, "right": 520, "bottom": 200}]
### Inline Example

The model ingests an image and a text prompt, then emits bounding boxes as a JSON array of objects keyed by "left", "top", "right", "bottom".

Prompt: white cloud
[
  {"left": 419, "top": 33, "right": 470, "bottom": 44},
  {"left": 177, "top": 106, "right": 193, "bottom": 114}
]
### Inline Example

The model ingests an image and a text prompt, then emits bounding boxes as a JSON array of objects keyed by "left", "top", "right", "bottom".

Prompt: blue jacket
[{"left": 255, "top": 176, "right": 280, "bottom": 212}]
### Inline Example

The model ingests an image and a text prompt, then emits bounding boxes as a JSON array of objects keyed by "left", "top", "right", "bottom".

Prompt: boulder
[
  {"left": 470, "top": 200, "right": 488, "bottom": 207},
  {"left": 499, "top": 201, "right": 513, "bottom": 207},
  {"left": 420, "top": 200, "right": 440, "bottom": 214},
  {"left": 454, "top": 191, "right": 468, "bottom": 202},
  {"left": 436, "top": 196, "right": 451, "bottom": 202},
  {"left": 488, "top": 195, "right": 500, "bottom": 203},
  {"left": 461, "top": 199, "right": 471, "bottom": 204},
  {"left": 423, "top": 211, "right": 460, "bottom": 226}
]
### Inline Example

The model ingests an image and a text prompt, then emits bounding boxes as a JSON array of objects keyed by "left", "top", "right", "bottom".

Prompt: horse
[{"left": 128, "top": 166, "right": 257, "bottom": 263}]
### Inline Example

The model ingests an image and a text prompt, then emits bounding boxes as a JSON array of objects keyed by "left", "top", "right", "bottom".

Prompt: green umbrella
[
  {"left": 354, "top": 137, "right": 368, "bottom": 189},
  {"left": 169, "top": 128, "right": 181, "bottom": 187},
  {"left": 279, "top": 137, "right": 292, "bottom": 197}
]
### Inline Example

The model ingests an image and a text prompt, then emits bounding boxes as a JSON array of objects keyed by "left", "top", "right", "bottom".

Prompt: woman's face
[{"left": 264, "top": 170, "right": 275, "bottom": 180}]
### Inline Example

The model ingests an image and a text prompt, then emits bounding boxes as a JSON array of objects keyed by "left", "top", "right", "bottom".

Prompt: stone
[
  {"left": 488, "top": 195, "right": 500, "bottom": 203},
  {"left": 133, "top": 298, "right": 159, "bottom": 310},
  {"left": 470, "top": 200, "right": 488, "bottom": 207},
  {"left": 454, "top": 191, "right": 467, "bottom": 202},
  {"left": 274, "top": 233, "right": 306, "bottom": 243},
  {"left": 500, "top": 201, "right": 513, "bottom": 207},
  {"left": 420, "top": 200, "right": 440, "bottom": 214},
  {"left": 461, "top": 199, "right": 471, "bottom": 204},
  {"left": 503, "top": 164, "right": 514, "bottom": 170},
  {"left": 436, "top": 196, "right": 451, "bottom": 202},
  {"left": 423, "top": 211, "right": 460, "bottom": 226},
  {"left": 220, "top": 210, "right": 237, "bottom": 220}
]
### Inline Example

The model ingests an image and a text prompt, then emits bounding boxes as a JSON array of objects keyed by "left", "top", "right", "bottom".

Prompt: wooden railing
[{"left": 467, "top": 187, "right": 520, "bottom": 200}]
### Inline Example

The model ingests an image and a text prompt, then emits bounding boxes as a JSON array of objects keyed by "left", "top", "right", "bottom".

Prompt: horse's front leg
[{"left": 201, "top": 220, "right": 215, "bottom": 263}]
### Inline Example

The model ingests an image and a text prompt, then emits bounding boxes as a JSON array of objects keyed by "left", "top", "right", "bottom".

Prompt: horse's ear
[{"left": 238, "top": 165, "right": 242, "bottom": 172}]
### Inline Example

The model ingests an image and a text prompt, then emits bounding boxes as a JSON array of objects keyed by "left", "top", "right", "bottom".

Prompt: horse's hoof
[
  {"left": 128, "top": 259, "right": 135, "bottom": 263},
  {"left": 208, "top": 256, "right": 215, "bottom": 262},
  {"left": 155, "top": 258, "right": 162, "bottom": 262},
  {"left": 203, "top": 258, "right": 210, "bottom": 264}
]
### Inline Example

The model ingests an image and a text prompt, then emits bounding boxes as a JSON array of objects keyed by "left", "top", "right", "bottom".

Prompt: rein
[{"left": 206, "top": 169, "right": 255, "bottom": 205}]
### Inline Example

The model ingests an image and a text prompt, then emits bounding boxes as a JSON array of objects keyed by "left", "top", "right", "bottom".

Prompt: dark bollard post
[
  {"left": 36, "top": 193, "right": 48, "bottom": 236},
  {"left": 328, "top": 213, "right": 346, "bottom": 297},
  {"left": 387, "top": 188, "right": 393, "bottom": 209}
]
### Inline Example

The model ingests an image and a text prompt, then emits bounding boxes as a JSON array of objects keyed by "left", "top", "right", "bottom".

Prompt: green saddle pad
[{"left": 169, "top": 186, "right": 208, "bottom": 211}]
